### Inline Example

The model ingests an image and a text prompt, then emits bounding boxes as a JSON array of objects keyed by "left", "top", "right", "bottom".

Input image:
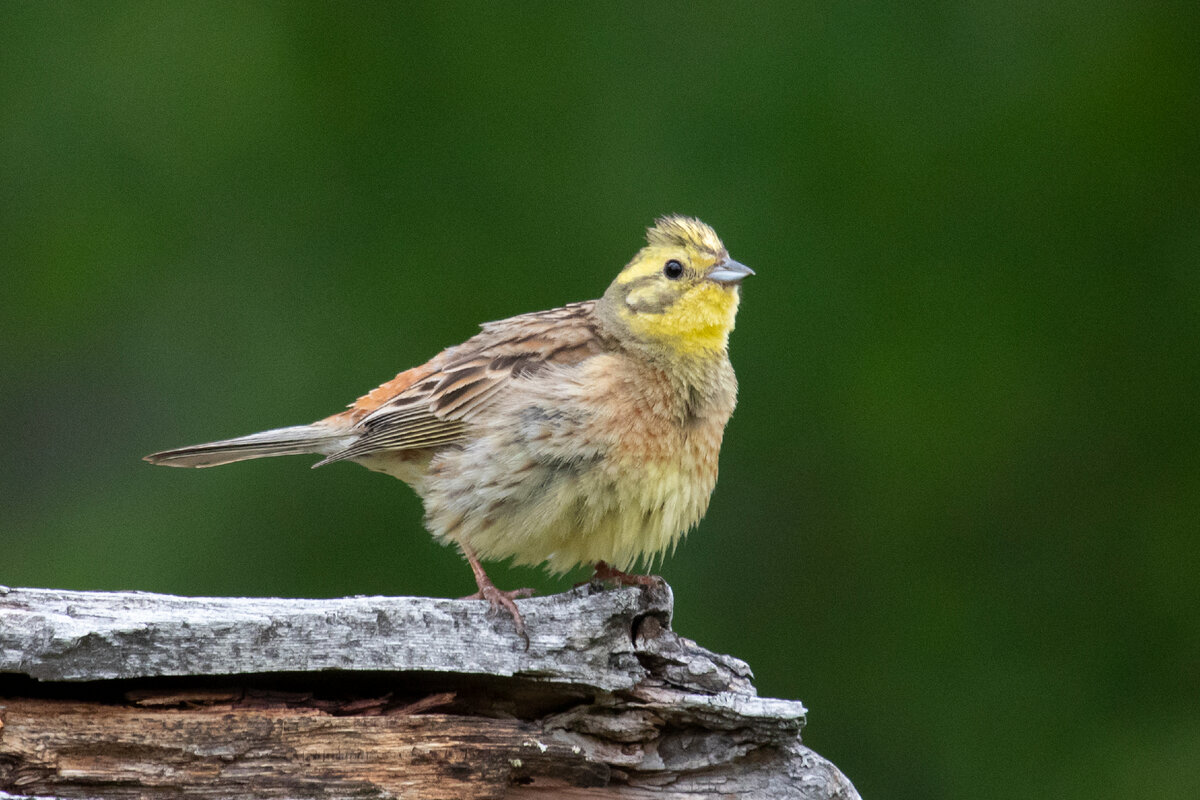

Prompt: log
[{"left": 0, "top": 583, "right": 860, "bottom": 799}]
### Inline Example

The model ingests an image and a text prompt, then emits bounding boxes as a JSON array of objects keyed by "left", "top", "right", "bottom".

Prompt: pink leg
[
  {"left": 458, "top": 542, "right": 535, "bottom": 645},
  {"left": 591, "top": 560, "right": 660, "bottom": 587}
]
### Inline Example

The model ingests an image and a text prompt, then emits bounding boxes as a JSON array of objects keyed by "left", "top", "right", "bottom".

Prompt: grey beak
[{"left": 707, "top": 259, "right": 755, "bottom": 286}]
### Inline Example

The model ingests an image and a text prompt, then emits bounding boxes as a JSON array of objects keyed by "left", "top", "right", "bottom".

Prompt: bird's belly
[
  {"left": 468, "top": 450, "right": 710, "bottom": 575},
  {"left": 427, "top": 449, "right": 716, "bottom": 574}
]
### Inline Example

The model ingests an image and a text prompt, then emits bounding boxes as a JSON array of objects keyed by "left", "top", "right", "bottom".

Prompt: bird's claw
[
  {"left": 591, "top": 560, "right": 662, "bottom": 588},
  {"left": 461, "top": 585, "right": 534, "bottom": 647}
]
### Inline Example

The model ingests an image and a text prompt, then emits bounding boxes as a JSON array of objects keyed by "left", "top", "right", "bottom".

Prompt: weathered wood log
[{"left": 0, "top": 583, "right": 860, "bottom": 799}]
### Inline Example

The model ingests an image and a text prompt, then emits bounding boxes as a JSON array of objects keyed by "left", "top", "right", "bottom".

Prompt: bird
[{"left": 145, "top": 215, "right": 753, "bottom": 641}]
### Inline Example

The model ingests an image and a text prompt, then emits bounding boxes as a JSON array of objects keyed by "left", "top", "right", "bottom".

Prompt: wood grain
[{"left": 0, "top": 584, "right": 860, "bottom": 799}]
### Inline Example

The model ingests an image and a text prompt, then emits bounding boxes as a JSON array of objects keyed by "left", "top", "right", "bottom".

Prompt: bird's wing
[{"left": 315, "top": 301, "right": 607, "bottom": 464}]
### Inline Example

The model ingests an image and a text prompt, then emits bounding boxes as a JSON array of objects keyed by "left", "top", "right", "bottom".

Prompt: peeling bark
[{"left": 0, "top": 584, "right": 860, "bottom": 799}]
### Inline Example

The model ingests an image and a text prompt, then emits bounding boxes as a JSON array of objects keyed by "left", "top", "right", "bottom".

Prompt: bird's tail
[{"left": 143, "top": 424, "right": 351, "bottom": 468}]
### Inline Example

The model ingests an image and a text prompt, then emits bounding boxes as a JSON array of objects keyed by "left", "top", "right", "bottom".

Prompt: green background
[{"left": 3, "top": 2, "right": 1197, "bottom": 797}]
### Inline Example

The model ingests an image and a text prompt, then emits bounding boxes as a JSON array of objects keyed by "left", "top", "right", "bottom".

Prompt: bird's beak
[{"left": 707, "top": 259, "right": 755, "bottom": 286}]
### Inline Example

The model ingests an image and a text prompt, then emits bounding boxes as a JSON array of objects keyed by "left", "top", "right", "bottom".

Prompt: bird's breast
[{"left": 420, "top": 352, "right": 736, "bottom": 573}]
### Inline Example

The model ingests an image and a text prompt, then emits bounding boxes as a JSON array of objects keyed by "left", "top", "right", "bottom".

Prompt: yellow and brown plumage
[{"left": 146, "top": 215, "right": 753, "bottom": 639}]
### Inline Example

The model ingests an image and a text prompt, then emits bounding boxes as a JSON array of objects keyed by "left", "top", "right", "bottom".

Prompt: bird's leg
[
  {"left": 591, "top": 560, "right": 660, "bottom": 587},
  {"left": 458, "top": 542, "right": 535, "bottom": 644}
]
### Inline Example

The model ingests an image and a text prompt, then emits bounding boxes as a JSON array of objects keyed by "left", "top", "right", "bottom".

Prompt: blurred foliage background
[{"left": 2, "top": 2, "right": 1198, "bottom": 798}]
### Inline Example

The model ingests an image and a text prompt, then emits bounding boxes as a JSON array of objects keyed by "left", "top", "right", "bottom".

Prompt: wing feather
[{"left": 315, "top": 301, "right": 609, "bottom": 465}]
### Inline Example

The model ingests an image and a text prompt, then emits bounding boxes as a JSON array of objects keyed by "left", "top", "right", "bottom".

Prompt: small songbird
[{"left": 146, "top": 216, "right": 753, "bottom": 640}]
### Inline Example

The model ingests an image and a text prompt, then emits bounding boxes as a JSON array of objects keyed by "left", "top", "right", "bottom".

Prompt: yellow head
[{"left": 600, "top": 216, "right": 753, "bottom": 356}]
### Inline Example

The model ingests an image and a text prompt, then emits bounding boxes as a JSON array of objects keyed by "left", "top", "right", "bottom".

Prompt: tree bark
[{"left": 0, "top": 583, "right": 860, "bottom": 799}]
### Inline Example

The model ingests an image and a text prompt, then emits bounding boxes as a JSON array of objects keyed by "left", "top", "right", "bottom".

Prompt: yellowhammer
[{"left": 146, "top": 216, "right": 753, "bottom": 640}]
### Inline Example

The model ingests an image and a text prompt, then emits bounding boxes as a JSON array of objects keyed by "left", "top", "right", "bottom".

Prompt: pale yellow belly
[{"left": 459, "top": 453, "right": 714, "bottom": 573}]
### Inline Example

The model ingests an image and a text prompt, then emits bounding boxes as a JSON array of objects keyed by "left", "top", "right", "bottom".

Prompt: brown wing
[{"left": 315, "top": 301, "right": 608, "bottom": 465}]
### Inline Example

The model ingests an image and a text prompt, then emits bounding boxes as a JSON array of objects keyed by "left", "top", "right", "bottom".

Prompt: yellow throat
[{"left": 601, "top": 216, "right": 752, "bottom": 357}]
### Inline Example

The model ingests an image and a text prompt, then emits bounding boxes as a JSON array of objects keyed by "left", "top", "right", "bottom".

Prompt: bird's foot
[
  {"left": 460, "top": 584, "right": 535, "bottom": 643},
  {"left": 460, "top": 584, "right": 535, "bottom": 604},
  {"left": 591, "top": 560, "right": 662, "bottom": 588},
  {"left": 458, "top": 542, "right": 534, "bottom": 647}
]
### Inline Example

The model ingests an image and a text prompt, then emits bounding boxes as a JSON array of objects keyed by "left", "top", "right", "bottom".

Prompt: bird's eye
[{"left": 663, "top": 259, "right": 684, "bottom": 279}]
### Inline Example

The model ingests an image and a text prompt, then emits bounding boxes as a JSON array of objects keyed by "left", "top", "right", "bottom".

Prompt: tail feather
[{"left": 144, "top": 424, "right": 351, "bottom": 468}]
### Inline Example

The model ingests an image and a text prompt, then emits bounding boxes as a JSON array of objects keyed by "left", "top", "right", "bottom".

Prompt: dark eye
[{"left": 663, "top": 259, "right": 684, "bottom": 279}]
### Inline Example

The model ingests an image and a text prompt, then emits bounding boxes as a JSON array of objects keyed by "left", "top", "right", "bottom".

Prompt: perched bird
[{"left": 146, "top": 216, "right": 753, "bottom": 640}]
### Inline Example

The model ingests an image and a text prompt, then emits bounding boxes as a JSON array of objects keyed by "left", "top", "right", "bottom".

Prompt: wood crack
[{"left": 0, "top": 584, "right": 859, "bottom": 799}]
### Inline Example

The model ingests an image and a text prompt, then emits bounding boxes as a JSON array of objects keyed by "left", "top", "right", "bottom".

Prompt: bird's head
[{"left": 601, "top": 215, "right": 753, "bottom": 356}]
